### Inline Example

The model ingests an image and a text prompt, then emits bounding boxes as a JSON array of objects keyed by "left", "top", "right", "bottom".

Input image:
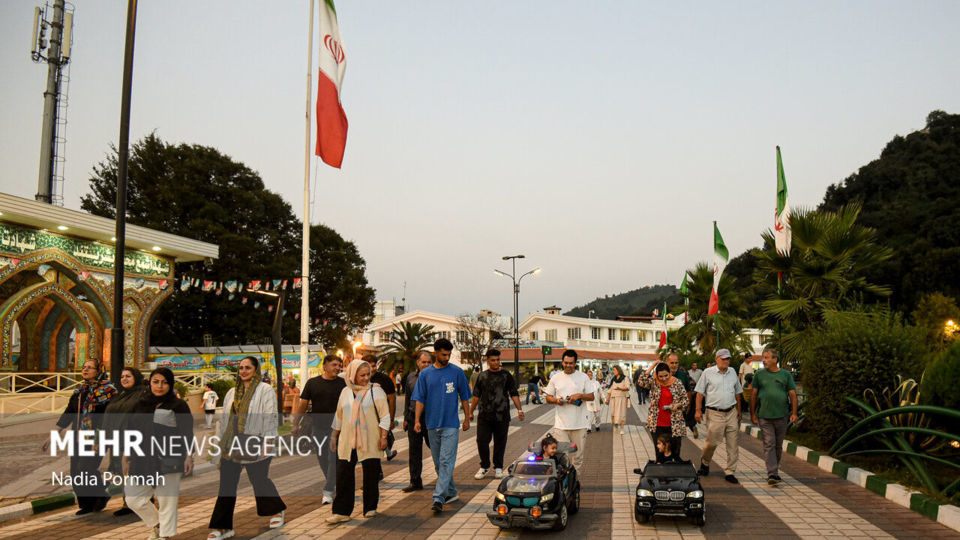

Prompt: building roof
[
  {"left": 0, "top": 193, "right": 218, "bottom": 262},
  {"left": 498, "top": 347, "right": 659, "bottom": 362}
]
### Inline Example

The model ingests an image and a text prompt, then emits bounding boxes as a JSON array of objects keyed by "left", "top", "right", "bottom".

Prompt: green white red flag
[
  {"left": 316, "top": 0, "right": 348, "bottom": 168},
  {"left": 775, "top": 146, "right": 791, "bottom": 255},
  {"left": 708, "top": 222, "right": 728, "bottom": 316},
  {"left": 680, "top": 272, "right": 689, "bottom": 323},
  {"left": 658, "top": 301, "right": 668, "bottom": 349}
]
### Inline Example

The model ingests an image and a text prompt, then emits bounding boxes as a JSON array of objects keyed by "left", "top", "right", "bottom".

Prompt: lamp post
[
  {"left": 252, "top": 289, "right": 285, "bottom": 416},
  {"left": 494, "top": 256, "right": 541, "bottom": 378}
]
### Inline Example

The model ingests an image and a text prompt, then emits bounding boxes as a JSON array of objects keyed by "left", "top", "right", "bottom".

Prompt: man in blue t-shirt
[{"left": 412, "top": 338, "right": 471, "bottom": 513}]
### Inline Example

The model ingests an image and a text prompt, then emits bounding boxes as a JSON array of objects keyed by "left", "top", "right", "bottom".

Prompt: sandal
[
  {"left": 207, "top": 530, "right": 235, "bottom": 540},
  {"left": 269, "top": 510, "right": 285, "bottom": 529}
]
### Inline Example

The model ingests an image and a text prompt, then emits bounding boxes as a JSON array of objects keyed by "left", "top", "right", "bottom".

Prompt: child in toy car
[
  {"left": 634, "top": 434, "right": 705, "bottom": 526},
  {"left": 487, "top": 434, "right": 581, "bottom": 531}
]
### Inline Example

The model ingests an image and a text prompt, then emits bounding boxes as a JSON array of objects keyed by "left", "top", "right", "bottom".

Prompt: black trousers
[
  {"left": 333, "top": 450, "right": 380, "bottom": 516},
  {"left": 407, "top": 427, "right": 430, "bottom": 486},
  {"left": 71, "top": 455, "right": 109, "bottom": 511},
  {"left": 209, "top": 458, "right": 286, "bottom": 529},
  {"left": 651, "top": 426, "right": 683, "bottom": 463},
  {"left": 476, "top": 418, "right": 510, "bottom": 470}
]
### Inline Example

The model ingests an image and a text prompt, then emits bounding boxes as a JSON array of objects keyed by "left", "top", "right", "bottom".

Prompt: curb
[
  {"left": 0, "top": 463, "right": 217, "bottom": 525},
  {"left": 740, "top": 422, "right": 960, "bottom": 533}
]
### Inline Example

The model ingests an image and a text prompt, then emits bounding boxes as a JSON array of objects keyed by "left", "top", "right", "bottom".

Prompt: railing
[
  {"left": 0, "top": 372, "right": 84, "bottom": 394},
  {"left": 0, "top": 392, "right": 71, "bottom": 416}
]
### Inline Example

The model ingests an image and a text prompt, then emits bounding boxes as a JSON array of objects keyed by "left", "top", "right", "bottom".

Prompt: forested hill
[
  {"left": 565, "top": 284, "right": 680, "bottom": 320},
  {"left": 820, "top": 110, "right": 960, "bottom": 309}
]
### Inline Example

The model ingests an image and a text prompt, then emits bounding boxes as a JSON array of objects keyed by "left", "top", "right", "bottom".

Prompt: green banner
[{"left": 0, "top": 223, "right": 172, "bottom": 277}]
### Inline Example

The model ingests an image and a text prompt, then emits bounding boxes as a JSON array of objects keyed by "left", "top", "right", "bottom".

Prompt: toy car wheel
[
  {"left": 636, "top": 510, "right": 650, "bottom": 523},
  {"left": 568, "top": 483, "right": 581, "bottom": 514},
  {"left": 552, "top": 503, "right": 568, "bottom": 530},
  {"left": 694, "top": 510, "right": 705, "bottom": 527}
]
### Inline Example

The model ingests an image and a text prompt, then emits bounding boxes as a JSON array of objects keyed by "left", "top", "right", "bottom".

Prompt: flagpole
[
  {"left": 713, "top": 220, "right": 719, "bottom": 352},
  {"left": 299, "top": 0, "right": 315, "bottom": 385}
]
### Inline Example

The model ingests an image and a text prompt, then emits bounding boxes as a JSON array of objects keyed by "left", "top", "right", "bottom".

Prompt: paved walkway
[{"left": 1, "top": 391, "right": 956, "bottom": 539}]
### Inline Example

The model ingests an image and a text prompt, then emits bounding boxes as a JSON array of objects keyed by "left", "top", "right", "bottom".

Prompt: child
[
  {"left": 539, "top": 434, "right": 572, "bottom": 471},
  {"left": 655, "top": 433, "right": 682, "bottom": 463}
]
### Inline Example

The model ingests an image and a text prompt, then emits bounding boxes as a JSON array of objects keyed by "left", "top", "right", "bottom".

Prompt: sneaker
[
  {"left": 767, "top": 475, "right": 778, "bottom": 485},
  {"left": 444, "top": 494, "right": 459, "bottom": 504},
  {"left": 75, "top": 508, "right": 93, "bottom": 516},
  {"left": 148, "top": 525, "right": 161, "bottom": 540},
  {"left": 698, "top": 463, "right": 710, "bottom": 476},
  {"left": 113, "top": 507, "right": 135, "bottom": 517},
  {"left": 326, "top": 514, "right": 351, "bottom": 525},
  {"left": 474, "top": 468, "right": 488, "bottom": 479},
  {"left": 773, "top": 474, "right": 783, "bottom": 484},
  {"left": 401, "top": 483, "right": 423, "bottom": 493},
  {"left": 724, "top": 474, "right": 739, "bottom": 484},
  {"left": 494, "top": 468, "right": 504, "bottom": 478},
  {"left": 431, "top": 501, "right": 443, "bottom": 513},
  {"left": 386, "top": 449, "right": 398, "bottom": 461},
  {"left": 321, "top": 494, "right": 333, "bottom": 505}
]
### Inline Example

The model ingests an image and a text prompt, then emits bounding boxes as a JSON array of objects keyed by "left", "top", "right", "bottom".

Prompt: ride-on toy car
[
  {"left": 487, "top": 441, "right": 581, "bottom": 530},
  {"left": 633, "top": 460, "right": 705, "bottom": 526}
]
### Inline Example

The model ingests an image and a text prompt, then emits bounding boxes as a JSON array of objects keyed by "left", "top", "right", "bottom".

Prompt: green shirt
[
  {"left": 753, "top": 368, "right": 796, "bottom": 419},
  {"left": 675, "top": 369, "right": 691, "bottom": 392}
]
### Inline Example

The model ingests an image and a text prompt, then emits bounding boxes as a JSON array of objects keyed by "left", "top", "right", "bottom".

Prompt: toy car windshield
[
  {"left": 502, "top": 475, "right": 550, "bottom": 494},
  {"left": 513, "top": 462, "right": 554, "bottom": 476},
  {"left": 642, "top": 462, "right": 697, "bottom": 478}
]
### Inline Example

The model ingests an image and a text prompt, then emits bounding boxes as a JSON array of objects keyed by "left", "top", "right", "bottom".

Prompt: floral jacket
[{"left": 636, "top": 374, "right": 689, "bottom": 438}]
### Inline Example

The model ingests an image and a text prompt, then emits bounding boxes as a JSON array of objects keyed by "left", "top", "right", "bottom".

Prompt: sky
[{"left": 2, "top": 1, "right": 959, "bottom": 321}]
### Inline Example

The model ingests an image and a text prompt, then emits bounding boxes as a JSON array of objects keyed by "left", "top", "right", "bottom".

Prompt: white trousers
[
  {"left": 124, "top": 472, "right": 182, "bottom": 538},
  {"left": 551, "top": 428, "right": 587, "bottom": 471}
]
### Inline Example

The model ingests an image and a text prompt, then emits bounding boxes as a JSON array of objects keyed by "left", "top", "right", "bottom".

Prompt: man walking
[
  {"left": 750, "top": 349, "right": 799, "bottom": 485},
  {"left": 526, "top": 372, "right": 544, "bottom": 404},
  {"left": 470, "top": 349, "right": 524, "bottom": 479},
  {"left": 739, "top": 353, "right": 755, "bottom": 385},
  {"left": 412, "top": 338, "right": 472, "bottom": 513},
  {"left": 292, "top": 354, "right": 345, "bottom": 505},
  {"left": 667, "top": 353, "right": 697, "bottom": 437},
  {"left": 694, "top": 348, "right": 743, "bottom": 484},
  {"left": 688, "top": 362, "right": 702, "bottom": 387},
  {"left": 544, "top": 350, "right": 593, "bottom": 471},
  {"left": 401, "top": 351, "right": 434, "bottom": 492}
]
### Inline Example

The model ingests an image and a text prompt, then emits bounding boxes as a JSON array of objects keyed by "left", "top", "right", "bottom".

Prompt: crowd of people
[{"left": 47, "top": 343, "right": 798, "bottom": 538}]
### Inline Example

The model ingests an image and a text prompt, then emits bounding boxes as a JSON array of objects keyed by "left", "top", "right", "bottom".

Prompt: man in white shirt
[
  {"left": 738, "top": 353, "right": 755, "bottom": 385},
  {"left": 544, "top": 350, "right": 594, "bottom": 471},
  {"left": 202, "top": 384, "right": 218, "bottom": 429},
  {"left": 694, "top": 349, "right": 744, "bottom": 484},
  {"left": 688, "top": 363, "right": 702, "bottom": 386}
]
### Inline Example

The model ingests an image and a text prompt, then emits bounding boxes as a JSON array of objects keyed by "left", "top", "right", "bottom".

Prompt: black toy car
[
  {"left": 633, "top": 460, "right": 705, "bottom": 526},
  {"left": 487, "top": 441, "right": 581, "bottom": 530}
]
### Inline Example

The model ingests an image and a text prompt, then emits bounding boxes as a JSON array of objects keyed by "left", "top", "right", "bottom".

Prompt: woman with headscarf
[
  {"left": 102, "top": 366, "right": 145, "bottom": 517},
  {"left": 325, "top": 359, "right": 391, "bottom": 524},
  {"left": 637, "top": 361, "right": 689, "bottom": 462},
  {"left": 608, "top": 365, "right": 631, "bottom": 434},
  {"left": 42, "top": 358, "right": 117, "bottom": 515},
  {"left": 122, "top": 367, "right": 193, "bottom": 539},
  {"left": 208, "top": 356, "right": 286, "bottom": 540}
]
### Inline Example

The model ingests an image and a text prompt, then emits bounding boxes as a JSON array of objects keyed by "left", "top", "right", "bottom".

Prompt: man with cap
[{"left": 693, "top": 348, "right": 744, "bottom": 484}]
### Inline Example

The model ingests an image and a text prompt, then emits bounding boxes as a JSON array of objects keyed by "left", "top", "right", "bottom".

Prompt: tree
[
  {"left": 454, "top": 313, "right": 507, "bottom": 366},
  {"left": 379, "top": 321, "right": 435, "bottom": 374},
  {"left": 911, "top": 292, "right": 960, "bottom": 351},
  {"left": 754, "top": 204, "right": 893, "bottom": 363},
  {"left": 81, "top": 133, "right": 374, "bottom": 347},
  {"left": 673, "top": 262, "right": 754, "bottom": 359}
]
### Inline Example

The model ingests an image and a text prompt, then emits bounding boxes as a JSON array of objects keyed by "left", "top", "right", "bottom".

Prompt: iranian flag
[
  {"left": 708, "top": 222, "right": 728, "bottom": 316},
  {"left": 680, "top": 272, "right": 689, "bottom": 323},
  {"left": 315, "top": 0, "right": 348, "bottom": 168},
  {"left": 658, "top": 301, "right": 668, "bottom": 349},
  {"left": 775, "top": 146, "right": 791, "bottom": 255}
]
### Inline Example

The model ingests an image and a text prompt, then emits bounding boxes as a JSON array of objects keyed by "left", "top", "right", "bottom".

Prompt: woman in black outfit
[
  {"left": 103, "top": 366, "right": 145, "bottom": 516},
  {"left": 42, "top": 358, "right": 117, "bottom": 515}
]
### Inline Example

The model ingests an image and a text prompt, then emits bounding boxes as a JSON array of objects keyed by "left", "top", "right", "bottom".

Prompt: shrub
[
  {"left": 174, "top": 381, "right": 190, "bottom": 399},
  {"left": 921, "top": 340, "right": 960, "bottom": 410},
  {"left": 802, "top": 310, "right": 929, "bottom": 444},
  {"left": 208, "top": 377, "right": 236, "bottom": 405}
]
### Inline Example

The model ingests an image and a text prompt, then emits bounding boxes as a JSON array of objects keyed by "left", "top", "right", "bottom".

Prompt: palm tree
[
  {"left": 755, "top": 203, "right": 892, "bottom": 362},
  {"left": 379, "top": 321, "right": 435, "bottom": 374},
  {"left": 673, "top": 262, "right": 754, "bottom": 358}
]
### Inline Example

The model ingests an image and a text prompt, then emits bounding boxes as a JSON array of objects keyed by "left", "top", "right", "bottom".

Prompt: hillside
[{"left": 565, "top": 284, "right": 680, "bottom": 320}]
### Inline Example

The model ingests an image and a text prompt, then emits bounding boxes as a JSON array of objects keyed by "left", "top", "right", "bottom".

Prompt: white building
[{"left": 362, "top": 310, "right": 499, "bottom": 366}]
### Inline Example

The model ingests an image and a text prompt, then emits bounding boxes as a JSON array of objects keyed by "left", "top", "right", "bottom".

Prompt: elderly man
[
  {"left": 694, "top": 349, "right": 743, "bottom": 484},
  {"left": 402, "top": 351, "right": 434, "bottom": 492},
  {"left": 750, "top": 349, "right": 799, "bottom": 485}
]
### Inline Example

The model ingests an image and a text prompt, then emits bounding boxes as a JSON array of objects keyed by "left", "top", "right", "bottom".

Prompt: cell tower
[{"left": 31, "top": 0, "right": 75, "bottom": 206}]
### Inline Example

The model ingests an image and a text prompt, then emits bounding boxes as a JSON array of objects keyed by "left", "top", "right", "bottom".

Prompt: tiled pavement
[{"left": 1, "top": 392, "right": 957, "bottom": 539}]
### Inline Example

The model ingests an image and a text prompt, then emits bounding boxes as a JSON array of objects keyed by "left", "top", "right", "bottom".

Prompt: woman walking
[
  {"left": 208, "top": 356, "right": 286, "bottom": 539},
  {"left": 103, "top": 366, "right": 145, "bottom": 517},
  {"left": 326, "top": 359, "right": 391, "bottom": 524},
  {"left": 43, "top": 358, "right": 116, "bottom": 515},
  {"left": 123, "top": 368, "right": 194, "bottom": 540},
  {"left": 636, "top": 361, "right": 689, "bottom": 461},
  {"left": 608, "top": 365, "right": 631, "bottom": 434}
]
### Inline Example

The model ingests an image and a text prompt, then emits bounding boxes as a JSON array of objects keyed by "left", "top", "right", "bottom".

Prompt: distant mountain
[{"left": 565, "top": 284, "right": 680, "bottom": 320}]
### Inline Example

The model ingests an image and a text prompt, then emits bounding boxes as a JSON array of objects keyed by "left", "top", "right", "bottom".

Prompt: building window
[
  {"left": 608, "top": 328, "right": 616, "bottom": 340},
  {"left": 545, "top": 329, "right": 557, "bottom": 342},
  {"left": 456, "top": 331, "right": 468, "bottom": 343},
  {"left": 655, "top": 331, "right": 662, "bottom": 343},
  {"left": 591, "top": 327, "right": 601, "bottom": 340},
  {"left": 620, "top": 329, "right": 631, "bottom": 341},
  {"left": 567, "top": 327, "right": 581, "bottom": 340},
  {"left": 759, "top": 334, "right": 771, "bottom": 345},
  {"left": 529, "top": 331, "right": 538, "bottom": 341}
]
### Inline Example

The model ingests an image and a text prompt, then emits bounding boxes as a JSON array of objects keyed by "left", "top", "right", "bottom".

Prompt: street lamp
[
  {"left": 251, "top": 289, "right": 285, "bottom": 416},
  {"left": 494, "top": 255, "right": 541, "bottom": 378},
  {"left": 352, "top": 339, "right": 362, "bottom": 359}
]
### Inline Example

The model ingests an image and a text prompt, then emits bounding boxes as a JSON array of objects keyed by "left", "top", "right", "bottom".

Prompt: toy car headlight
[
  {"left": 495, "top": 491, "right": 506, "bottom": 502},
  {"left": 637, "top": 489, "right": 653, "bottom": 497},
  {"left": 686, "top": 490, "right": 704, "bottom": 499},
  {"left": 539, "top": 493, "right": 554, "bottom": 503}
]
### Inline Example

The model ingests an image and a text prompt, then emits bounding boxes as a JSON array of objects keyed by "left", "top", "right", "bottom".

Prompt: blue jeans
[
  {"left": 428, "top": 427, "right": 459, "bottom": 503},
  {"left": 526, "top": 383, "right": 541, "bottom": 404}
]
